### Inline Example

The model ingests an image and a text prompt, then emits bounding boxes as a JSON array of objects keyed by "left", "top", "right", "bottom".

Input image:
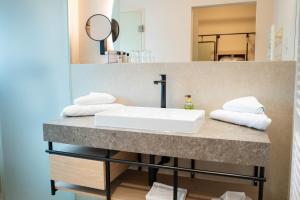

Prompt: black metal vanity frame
[{"left": 46, "top": 142, "right": 266, "bottom": 200}]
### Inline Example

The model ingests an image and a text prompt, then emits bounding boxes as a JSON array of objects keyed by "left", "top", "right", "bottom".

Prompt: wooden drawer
[{"left": 49, "top": 149, "right": 136, "bottom": 190}]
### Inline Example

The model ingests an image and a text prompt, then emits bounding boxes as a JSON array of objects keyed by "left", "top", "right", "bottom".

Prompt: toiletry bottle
[
  {"left": 117, "top": 51, "right": 123, "bottom": 63},
  {"left": 184, "top": 95, "right": 194, "bottom": 110},
  {"left": 127, "top": 53, "right": 130, "bottom": 63},
  {"left": 122, "top": 52, "right": 127, "bottom": 63},
  {"left": 105, "top": 51, "right": 109, "bottom": 64}
]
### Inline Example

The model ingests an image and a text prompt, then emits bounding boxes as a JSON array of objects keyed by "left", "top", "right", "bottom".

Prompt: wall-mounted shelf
[{"left": 55, "top": 169, "right": 256, "bottom": 200}]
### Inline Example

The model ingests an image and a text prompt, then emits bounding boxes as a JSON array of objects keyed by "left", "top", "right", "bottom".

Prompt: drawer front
[
  {"left": 50, "top": 152, "right": 136, "bottom": 190},
  {"left": 50, "top": 155, "right": 104, "bottom": 189}
]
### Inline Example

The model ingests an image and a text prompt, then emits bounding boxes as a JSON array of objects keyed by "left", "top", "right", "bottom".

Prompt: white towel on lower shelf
[
  {"left": 62, "top": 104, "right": 124, "bottom": 117},
  {"left": 220, "top": 191, "right": 247, "bottom": 200},
  {"left": 211, "top": 191, "right": 251, "bottom": 200},
  {"left": 223, "top": 96, "right": 264, "bottom": 114},
  {"left": 146, "top": 182, "right": 187, "bottom": 200},
  {"left": 74, "top": 92, "right": 116, "bottom": 105},
  {"left": 210, "top": 110, "right": 272, "bottom": 131}
]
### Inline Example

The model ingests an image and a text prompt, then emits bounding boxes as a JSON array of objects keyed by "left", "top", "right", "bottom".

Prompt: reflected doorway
[{"left": 192, "top": 3, "right": 257, "bottom": 61}]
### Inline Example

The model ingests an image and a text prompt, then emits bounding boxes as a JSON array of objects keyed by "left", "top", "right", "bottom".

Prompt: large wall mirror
[{"left": 68, "top": 0, "right": 260, "bottom": 64}]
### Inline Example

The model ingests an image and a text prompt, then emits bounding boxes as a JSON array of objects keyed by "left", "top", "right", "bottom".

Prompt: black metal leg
[
  {"left": 138, "top": 153, "right": 142, "bottom": 171},
  {"left": 191, "top": 159, "right": 195, "bottom": 178},
  {"left": 105, "top": 150, "right": 111, "bottom": 200},
  {"left": 173, "top": 158, "right": 178, "bottom": 200},
  {"left": 48, "top": 142, "right": 53, "bottom": 151},
  {"left": 49, "top": 142, "right": 56, "bottom": 195},
  {"left": 148, "top": 155, "right": 156, "bottom": 186},
  {"left": 253, "top": 166, "right": 259, "bottom": 186},
  {"left": 153, "top": 156, "right": 171, "bottom": 177},
  {"left": 258, "top": 167, "right": 265, "bottom": 200},
  {"left": 50, "top": 180, "right": 56, "bottom": 195}
]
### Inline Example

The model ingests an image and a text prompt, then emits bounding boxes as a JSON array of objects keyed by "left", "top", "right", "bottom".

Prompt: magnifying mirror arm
[{"left": 100, "top": 40, "right": 106, "bottom": 55}]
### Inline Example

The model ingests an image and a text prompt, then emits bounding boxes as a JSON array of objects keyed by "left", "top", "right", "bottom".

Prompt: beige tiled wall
[{"left": 71, "top": 61, "right": 295, "bottom": 200}]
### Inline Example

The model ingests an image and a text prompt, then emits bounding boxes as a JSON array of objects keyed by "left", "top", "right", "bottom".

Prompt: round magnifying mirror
[{"left": 86, "top": 14, "right": 112, "bottom": 41}]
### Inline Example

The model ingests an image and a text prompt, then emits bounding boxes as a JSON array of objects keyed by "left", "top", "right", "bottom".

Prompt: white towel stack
[
  {"left": 62, "top": 92, "right": 124, "bottom": 117},
  {"left": 210, "top": 96, "right": 272, "bottom": 131}
]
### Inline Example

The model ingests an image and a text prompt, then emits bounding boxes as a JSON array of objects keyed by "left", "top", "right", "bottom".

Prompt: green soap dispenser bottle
[{"left": 184, "top": 95, "right": 194, "bottom": 110}]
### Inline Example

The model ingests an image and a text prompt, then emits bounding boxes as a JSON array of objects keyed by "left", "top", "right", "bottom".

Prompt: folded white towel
[
  {"left": 210, "top": 110, "right": 272, "bottom": 131},
  {"left": 223, "top": 96, "right": 264, "bottom": 114},
  {"left": 74, "top": 92, "right": 116, "bottom": 105},
  {"left": 219, "top": 191, "right": 248, "bottom": 200},
  {"left": 62, "top": 104, "right": 124, "bottom": 117},
  {"left": 146, "top": 182, "right": 187, "bottom": 200}
]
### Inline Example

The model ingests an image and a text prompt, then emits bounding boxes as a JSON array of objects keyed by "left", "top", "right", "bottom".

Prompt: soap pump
[{"left": 184, "top": 95, "right": 194, "bottom": 110}]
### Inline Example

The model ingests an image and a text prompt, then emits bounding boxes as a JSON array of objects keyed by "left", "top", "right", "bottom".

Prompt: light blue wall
[
  {"left": 0, "top": 0, "right": 73, "bottom": 200},
  {"left": 0, "top": 123, "right": 3, "bottom": 194}
]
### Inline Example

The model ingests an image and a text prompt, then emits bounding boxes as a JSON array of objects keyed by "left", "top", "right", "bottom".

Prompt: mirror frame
[{"left": 85, "top": 14, "right": 112, "bottom": 42}]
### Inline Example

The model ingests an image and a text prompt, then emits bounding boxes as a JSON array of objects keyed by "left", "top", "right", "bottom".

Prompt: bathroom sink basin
[{"left": 94, "top": 106, "right": 205, "bottom": 133}]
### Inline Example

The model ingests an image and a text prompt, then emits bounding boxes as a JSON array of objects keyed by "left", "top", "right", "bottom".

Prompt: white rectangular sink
[{"left": 94, "top": 106, "right": 205, "bottom": 133}]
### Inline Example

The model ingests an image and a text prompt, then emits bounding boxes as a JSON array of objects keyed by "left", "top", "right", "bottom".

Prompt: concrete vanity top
[{"left": 43, "top": 117, "right": 270, "bottom": 167}]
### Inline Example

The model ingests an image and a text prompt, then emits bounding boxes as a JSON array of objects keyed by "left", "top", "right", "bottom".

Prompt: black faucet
[
  {"left": 148, "top": 74, "right": 170, "bottom": 187},
  {"left": 154, "top": 74, "right": 166, "bottom": 108}
]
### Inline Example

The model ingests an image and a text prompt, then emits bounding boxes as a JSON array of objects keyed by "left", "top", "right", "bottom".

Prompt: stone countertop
[{"left": 43, "top": 117, "right": 270, "bottom": 167}]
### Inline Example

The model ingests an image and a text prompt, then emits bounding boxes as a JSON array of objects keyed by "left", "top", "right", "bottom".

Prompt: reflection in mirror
[
  {"left": 197, "top": 42, "right": 216, "bottom": 61},
  {"left": 68, "top": 0, "right": 115, "bottom": 63},
  {"left": 111, "top": 19, "right": 120, "bottom": 42},
  {"left": 117, "top": 10, "right": 144, "bottom": 54},
  {"left": 192, "top": 3, "right": 256, "bottom": 61},
  {"left": 68, "top": 1, "right": 258, "bottom": 64}
]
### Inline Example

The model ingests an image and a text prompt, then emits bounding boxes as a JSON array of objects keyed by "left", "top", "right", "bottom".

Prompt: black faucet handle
[
  {"left": 154, "top": 80, "right": 166, "bottom": 84},
  {"left": 160, "top": 74, "right": 166, "bottom": 79},
  {"left": 154, "top": 74, "right": 166, "bottom": 84}
]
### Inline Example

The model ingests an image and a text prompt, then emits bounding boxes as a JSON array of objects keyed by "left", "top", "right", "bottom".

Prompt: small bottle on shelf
[
  {"left": 184, "top": 95, "right": 194, "bottom": 110},
  {"left": 117, "top": 51, "right": 123, "bottom": 63},
  {"left": 127, "top": 53, "right": 130, "bottom": 63},
  {"left": 122, "top": 52, "right": 128, "bottom": 63},
  {"left": 108, "top": 51, "right": 118, "bottom": 64}
]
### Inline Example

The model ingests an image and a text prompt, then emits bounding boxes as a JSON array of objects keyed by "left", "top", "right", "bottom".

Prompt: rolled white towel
[
  {"left": 210, "top": 110, "right": 272, "bottom": 131},
  {"left": 74, "top": 92, "right": 116, "bottom": 105},
  {"left": 62, "top": 104, "right": 124, "bottom": 117},
  {"left": 223, "top": 96, "right": 264, "bottom": 114}
]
